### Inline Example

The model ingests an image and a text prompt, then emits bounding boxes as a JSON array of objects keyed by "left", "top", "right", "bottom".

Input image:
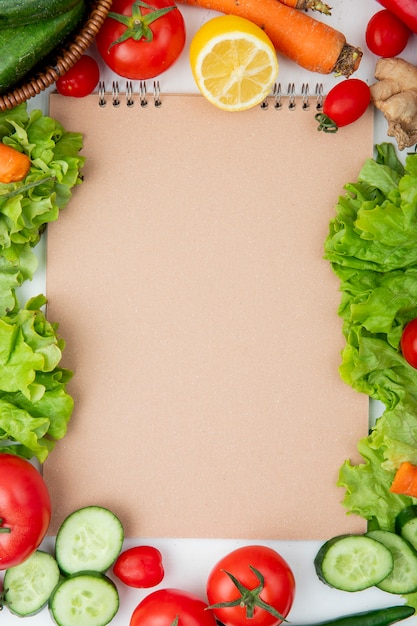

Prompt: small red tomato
[
  {"left": 401, "top": 319, "right": 417, "bottom": 368},
  {"left": 113, "top": 545, "right": 164, "bottom": 588},
  {"left": 317, "top": 79, "right": 371, "bottom": 132},
  {"left": 366, "top": 9, "right": 411, "bottom": 57},
  {"left": 56, "top": 55, "right": 100, "bottom": 97}
]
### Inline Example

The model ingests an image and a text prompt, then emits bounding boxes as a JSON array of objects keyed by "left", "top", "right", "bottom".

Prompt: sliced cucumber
[
  {"left": 49, "top": 571, "right": 119, "bottom": 626},
  {"left": 55, "top": 506, "right": 124, "bottom": 575},
  {"left": 314, "top": 534, "right": 394, "bottom": 592},
  {"left": 366, "top": 529, "right": 417, "bottom": 594},
  {"left": 4, "top": 550, "right": 61, "bottom": 617},
  {"left": 396, "top": 505, "right": 417, "bottom": 552}
]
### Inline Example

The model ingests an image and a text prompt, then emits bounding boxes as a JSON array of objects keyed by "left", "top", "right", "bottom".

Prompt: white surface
[{"left": 3, "top": 0, "right": 417, "bottom": 624}]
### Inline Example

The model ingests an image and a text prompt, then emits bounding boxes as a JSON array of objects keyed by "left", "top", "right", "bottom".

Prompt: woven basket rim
[{"left": 0, "top": 0, "right": 112, "bottom": 111}]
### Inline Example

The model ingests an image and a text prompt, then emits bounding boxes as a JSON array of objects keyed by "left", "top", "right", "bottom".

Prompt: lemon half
[{"left": 190, "top": 15, "right": 279, "bottom": 112}]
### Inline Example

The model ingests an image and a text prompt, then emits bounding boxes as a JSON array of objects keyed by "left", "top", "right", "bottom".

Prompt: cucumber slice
[
  {"left": 314, "top": 534, "right": 394, "bottom": 592},
  {"left": 55, "top": 506, "right": 124, "bottom": 575},
  {"left": 4, "top": 550, "right": 60, "bottom": 617},
  {"left": 49, "top": 571, "right": 119, "bottom": 626},
  {"left": 366, "top": 529, "right": 417, "bottom": 594},
  {"left": 396, "top": 505, "right": 417, "bottom": 552}
]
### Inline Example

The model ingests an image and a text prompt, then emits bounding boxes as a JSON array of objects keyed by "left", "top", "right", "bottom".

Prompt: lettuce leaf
[
  {"left": 0, "top": 295, "right": 73, "bottom": 462},
  {"left": 325, "top": 143, "right": 417, "bottom": 534}
]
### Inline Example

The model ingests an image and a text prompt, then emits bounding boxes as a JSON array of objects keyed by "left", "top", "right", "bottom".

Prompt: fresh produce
[
  {"left": 206, "top": 545, "right": 295, "bottom": 626},
  {"left": 56, "top": 55, "right": 100, "bottom": 97},
  {"left": 370, "top": 57, "right": 417, "bottom": 162},
  {"left": 129, "top": 588, "right": 218, "bottom": 626},
  {"left": 366, "top": 529, "right": 417, "bottom": 594},
  {"left": 314, "top": 534, "right": 394, "bottom": 592},
  {"left": 0, "top": 143, "right": 30, "bottom": 183},
  {"left": 278, "top": 0, "right": 331, "bottom": 15},
  {"left": 3, "top": 550, "right": 60, "bottom": 616},
  {"left": 316, "top": 78, "right": 371, "bottom": 132},
  {"left": 377, "top": 0, "right": 417, "bottom": 34},
  {"left": 366, "top": 9, "right": 411, "bottom": 58},
  {"left": 401, "top": 318, "right": 417, "bottom": 368},
  {"left": 55, "top": 505, "right": 124, "bottom": 575},
  {"left": 49, "top": 571, "right": 119, "bottom": 626},
  {"left": 396, "top": 505, "right": 417, "bottom": 551},
  {"left": 113, "top": 545, "right": 164, "bottom": 588},
  {"left": 0, "top": 102, "right": 84, "bottom": 311},
  {"left": 95, "top": 0, "right": 186, "bottom": 80},
  {"left": 0, "top": 0, "right": 83, "bottom": 26},
  {"left": 324, "top": 143, "right": 417, "bottom": 538},
  {"left": 0, "top": 295, "right": 74, "bottom": 462},
  {"left": 290, "top": 606, "right": 415, "bottom": 626},
  {"left": 178, "top": 0, "right": 362, "bottom": 77},
  {"left": 391, "top": 462, "right": 417, "bottom": 496},
  {"left": 0, "top": 453, "right": 51, "bottom": 569},
  {"left": 189, "top": 15, "right": 278, "bottom": 112},
  {"left": 0, "top": 0, "right": 86, "bottom": 93}
]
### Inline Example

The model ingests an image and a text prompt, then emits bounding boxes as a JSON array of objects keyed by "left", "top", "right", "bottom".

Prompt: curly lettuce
[{"left": 325, "top": 142, "right": 417, "bottom": 534}]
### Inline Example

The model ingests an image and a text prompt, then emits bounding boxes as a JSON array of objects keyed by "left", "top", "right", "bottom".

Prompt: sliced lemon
[{"left": 190, "top": 15, "right": 279, "bottom": 112}]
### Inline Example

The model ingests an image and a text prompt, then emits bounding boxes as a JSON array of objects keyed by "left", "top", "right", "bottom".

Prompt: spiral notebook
[{"left": 45, "top": 84, "right": 373, "bottom": 540}]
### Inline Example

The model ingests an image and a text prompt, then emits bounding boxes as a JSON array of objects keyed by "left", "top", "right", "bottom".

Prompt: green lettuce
[
  {"left": 0, "top": 102, "right": 84, "bottom": 313},
  {"left": 325, "top": 142, "right": 417, "bottom": 535},
  {"left": 0, "top": 295, "right": 73, "bottom": 462}
]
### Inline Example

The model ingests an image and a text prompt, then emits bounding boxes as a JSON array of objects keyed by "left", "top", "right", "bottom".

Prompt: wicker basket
[{"left": 0, "top": 0, "right": 112, "bottom": 111}]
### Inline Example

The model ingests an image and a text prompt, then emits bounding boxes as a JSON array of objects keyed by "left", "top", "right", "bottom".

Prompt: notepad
[{"left": 45, "top": 89, "right": 373, "bottom": 539}]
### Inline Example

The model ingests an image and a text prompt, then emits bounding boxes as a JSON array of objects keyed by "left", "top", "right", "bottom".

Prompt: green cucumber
[
  {"left": 314, "top": 534, "right": 394, "bottom": 592},
  {"left": 396, "top": 505, "right": 417, "bottom": 551},
  {"left": 49, "top": 571, "right": 119, "bottom": 626},
  {"left": 289, "top": 605, "right": 415, "bottom": 626},
  {"left": 366, "top": 529, "right": 417, "bottom": 594},
  {"left": 0, "top": 0, "right": 83, "bottom": 27},
  {"left": 4, "top": 550, "right": 61, "bottom": 617},
  {"left": 0, "top": 0, "right": 87, "bottom": 93},
  {"left": 55, "top": 505, "right": 124, "bottom": 575}
]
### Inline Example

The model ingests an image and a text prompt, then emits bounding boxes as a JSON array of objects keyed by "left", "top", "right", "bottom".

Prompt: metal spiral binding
[{"left": 97, "top": 80, "right": 162, "bottom": 107}]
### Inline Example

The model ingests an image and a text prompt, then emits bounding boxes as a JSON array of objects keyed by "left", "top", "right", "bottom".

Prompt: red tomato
[
  {"left": 366, "top": 9, "right": 411, "bottom": 57},
  {"left": 206, "top": 545, "right": 295, "bottom": 626},
  {"left": 401, "top": 318, "right": 417, "bottom": 368},
  {"left": 56, "top": 55, "right": 100, "bottom": 97},
  {"left": 130, "top": 588, "right": 218, "bottom": 626},
  {"left": 317, "top": 79, "right": 371, "bottom": 132},
  {"left": 95, "top": 0, "right": 186, "bottom": 80},
  {"left": 0, "top": 454, "right": 51, "bottom": 569},
  {"left": 113, "top": 545, "right": 164, "bottom": 587}
]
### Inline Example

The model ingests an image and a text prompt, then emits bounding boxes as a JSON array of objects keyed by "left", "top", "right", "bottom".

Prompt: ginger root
[{"left": 370, "top": 57, "right": 417, "bottom": 151}]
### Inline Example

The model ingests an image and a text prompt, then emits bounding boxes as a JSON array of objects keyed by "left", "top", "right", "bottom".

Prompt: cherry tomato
[
  {"left": 56, "top": 55, "right": 100, "bottom": 97},
  {"left": 113, "top": 545, "right": 164, "bottom": 588},
  {"left": 316, "top": 79, "right": 371, "bottom": 132},
  {"left": 366, "top": 9, "right": 411, "bottom": 57},
  {"left": 0, "top": 454, "right": 51, "bottom": 569},
  {"left": 95, "top": 0, "right": 186, "bottom": 80},
  {"left": 130, "top": 588, "right": 218, "bottom": 626},
  {"left": 401, "top": 318, "right": 417, "bottom": 368},
  {"left": 206, "top": 545, "right": 295, "bottom": 626}
]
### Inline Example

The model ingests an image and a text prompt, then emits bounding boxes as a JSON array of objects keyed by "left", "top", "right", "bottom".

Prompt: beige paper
[{"left": 45, "top": 92, "right": 372, "bottom": 539}]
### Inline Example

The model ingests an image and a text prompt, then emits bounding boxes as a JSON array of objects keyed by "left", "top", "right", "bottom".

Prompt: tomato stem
[
  {"left": 315, "top": 112, "right": 339, "bottom": 133},
  {"left": 0, "top": 518, "right": 11, "bottom": 533},
  {"left": 108, "top": 0, "right": 177, "bottom": 47},
  {"left": 208, "top": 566, "right": 287, "bottom": 622}
]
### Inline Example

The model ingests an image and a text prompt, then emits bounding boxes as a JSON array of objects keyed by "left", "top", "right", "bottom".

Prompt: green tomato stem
[{"left": 108, "top": 0, "right": 177, "bottom": 47}]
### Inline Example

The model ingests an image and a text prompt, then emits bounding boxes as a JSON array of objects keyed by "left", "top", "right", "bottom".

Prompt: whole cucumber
[
  {"left": 0, "top": 0, "right": 87, "bottom": 93},
  {"left": 0, "top": 0, "right": 83, "bottom": 27}
]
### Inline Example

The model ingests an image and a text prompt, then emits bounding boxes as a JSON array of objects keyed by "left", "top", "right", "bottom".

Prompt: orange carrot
[
  {"left": 178, "top": 0, "right": 362, "bottom": 76},
  {"left": 0, "top": 143, "right": 30, "bottom": 184},
  {"left": 390, "top": 461, "right": 417, "bottom": 497},
  {"left": 279, "top": 0, "right": 332, "bottom": 15}
]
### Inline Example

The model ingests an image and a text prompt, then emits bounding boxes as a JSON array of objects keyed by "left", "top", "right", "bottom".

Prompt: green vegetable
[
  {"left": 314, "top": 534, "right": 394, "bottom": 591},
  {"left": 290, "top": 605, "right": 415, "bottom": 626},
  {"left": 0, "top": 102, "right": 84, "bottom": 314},
  {"left": 0, "top": 294, "right": 74, "bottom": 462},
  {"left": 0, "top": 0, "right": 86, "bottom": 93},
  {"left": 0, "top": 0, "right": 82, "bottom": 27},
  {"left": 4, "top": 550, "right": 61, "bottom": 616},
  {"left": 366, "top": 529, "right": 417, "bottom": 594}
]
